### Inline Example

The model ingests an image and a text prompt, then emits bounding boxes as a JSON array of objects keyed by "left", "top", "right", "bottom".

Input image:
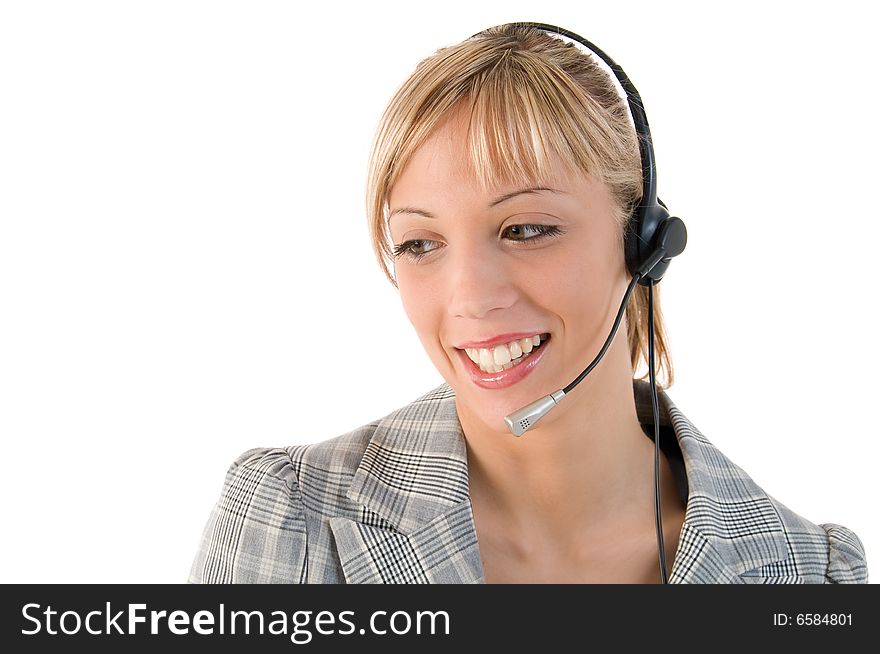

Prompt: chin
[
  {"left": 438, "top": 356, "right": 546, "bottom": 432},
  {"left": 452, "top": 387, "right": 525, "bottom": 433}
]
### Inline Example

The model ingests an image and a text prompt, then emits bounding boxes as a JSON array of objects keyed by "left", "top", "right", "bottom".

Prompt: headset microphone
[{"left": 495, "top": 23, "right": 688, "bottom": 584}]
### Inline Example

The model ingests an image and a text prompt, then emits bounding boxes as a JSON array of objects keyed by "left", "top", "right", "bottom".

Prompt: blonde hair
[{"left": 365, "top": 23, "right": 674, "bottom": 388}]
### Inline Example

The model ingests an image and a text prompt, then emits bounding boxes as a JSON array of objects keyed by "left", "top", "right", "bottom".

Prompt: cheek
[
  {"left": 398, "top": 282, "right": 450, "bottom": 371},
  {"left": 539, "top": 234, "right": 624, "bottom": 327},
  {"left": 397, "top": 272, "right": 441, "bottom": 336},
  {"left": 542, "top": 261, "right": 604, "bottom": 325}
]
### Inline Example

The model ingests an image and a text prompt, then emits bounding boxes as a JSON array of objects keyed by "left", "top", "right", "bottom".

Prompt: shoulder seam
[{"left": 233, "top": 446, "right": 303, "bottom": 498}]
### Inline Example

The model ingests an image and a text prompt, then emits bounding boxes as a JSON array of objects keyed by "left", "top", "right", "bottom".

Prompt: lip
[
  {"left": 457, "top": 336, "right": 550, "bottom": 389},
  {"left": 455, "top": 331, "right": 549, "bottom": 350}
]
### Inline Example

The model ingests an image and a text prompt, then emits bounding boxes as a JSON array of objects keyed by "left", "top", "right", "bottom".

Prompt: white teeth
[
  {"left": 493, "top": 344, "right": 512, "bottom": 367},
  {"left": 464, "top": 334, "right": 548, "bottom": 373},
  {"left": 479, "top": 349, "right": 494, "bottom": 371},
  {"left": 509, "top": 340, "right": 522, "bottom": 359}
]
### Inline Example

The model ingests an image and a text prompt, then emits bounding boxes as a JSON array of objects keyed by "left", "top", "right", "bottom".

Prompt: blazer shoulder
[
  {"left": 281, "top": 384, "right": 453, "bottom": 502},
  {"left": 188, "top": 446, "right": 308, "bottom": 583},
  {"left": 189, "top": 384, "right": 454, "bottom": 584},
  {"left": 284, "top": 420, "right": 379, "bottom": 480},
  {"left": 743, "top": 492, "right": 869, "bottom": 584},
  {"left": 819, "top": 522, "right": 869, "bottom": 584}
]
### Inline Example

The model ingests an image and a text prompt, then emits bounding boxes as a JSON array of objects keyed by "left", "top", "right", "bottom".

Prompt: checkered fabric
[{"left": 188, "top": 381, "right": 868, "bottom": 584}]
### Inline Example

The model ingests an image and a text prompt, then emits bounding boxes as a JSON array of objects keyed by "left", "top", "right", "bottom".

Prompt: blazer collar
[{"left": 328, "top": 381, "right": 789, "bottom": 584}]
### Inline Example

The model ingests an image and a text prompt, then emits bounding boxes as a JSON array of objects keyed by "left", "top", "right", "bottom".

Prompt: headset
[{"left": 478, "top": 22, "right": 689, "bottom": 584}]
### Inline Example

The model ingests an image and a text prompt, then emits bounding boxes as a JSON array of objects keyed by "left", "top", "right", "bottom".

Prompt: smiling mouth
[{"left": 461, "top": 334, "right": 550, "bottom": 374}]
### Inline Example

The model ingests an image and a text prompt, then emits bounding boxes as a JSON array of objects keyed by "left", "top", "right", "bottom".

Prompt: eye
[
  {"left": 392, "top": 238, "right": 438, "bottom": 261},
  {"left": 503, "top": 224, "right": 562, "bottom": 241}
]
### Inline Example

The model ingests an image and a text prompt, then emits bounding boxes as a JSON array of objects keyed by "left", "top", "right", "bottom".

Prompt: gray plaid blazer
[{"left": 188, "top": 381, "right": 868, "bottom": 584}]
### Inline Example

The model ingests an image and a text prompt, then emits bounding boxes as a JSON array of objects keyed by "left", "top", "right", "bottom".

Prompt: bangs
[{"left": 462, "top": 52, "right": 612, "bottom": 193}]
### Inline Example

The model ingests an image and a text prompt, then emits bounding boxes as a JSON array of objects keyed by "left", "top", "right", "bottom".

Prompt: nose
[{"left": 446, "top": 246, "right": 518, "bottom": 320}]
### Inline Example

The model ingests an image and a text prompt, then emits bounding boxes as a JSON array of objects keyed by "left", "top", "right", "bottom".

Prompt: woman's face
[{"left": 387, "top": 112, "right": 630, "bottom": 434}]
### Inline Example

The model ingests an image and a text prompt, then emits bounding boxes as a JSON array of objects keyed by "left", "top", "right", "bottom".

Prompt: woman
[{"left": 188, "top": 23, "right": 868, "bottom": 584}]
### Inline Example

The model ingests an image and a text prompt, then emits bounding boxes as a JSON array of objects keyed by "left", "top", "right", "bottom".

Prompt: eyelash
[{"left": 392, "top": 224, "right": 565, "bottom": 262}]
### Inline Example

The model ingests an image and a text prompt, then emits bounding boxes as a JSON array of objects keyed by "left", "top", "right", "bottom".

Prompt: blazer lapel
[
  {"left": 328, "top": 384, "right": 485, "bottom": 584},
  {"left": 634, "top": 383, "right": 791, "bottom": 583}
]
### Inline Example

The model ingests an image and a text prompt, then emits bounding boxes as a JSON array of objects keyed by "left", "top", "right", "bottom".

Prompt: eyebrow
[{"left": 386, "top": 186, "right": 565, "bottom": 224}]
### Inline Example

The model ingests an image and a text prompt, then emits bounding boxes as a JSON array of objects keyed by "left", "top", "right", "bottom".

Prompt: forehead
[{"left": 389, "top": 112, "right": 583, "bottom": 209}]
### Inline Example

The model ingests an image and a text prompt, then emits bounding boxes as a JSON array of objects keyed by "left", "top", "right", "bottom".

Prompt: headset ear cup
[
  {"left": 633, "top": 209, "right": 687, "bottom": 285},
  {"left": 626, "top": 201, "right": 671, "bottom": 283},
  {"left": 658, "top": 216, "right": 687, "bottom": 259}
]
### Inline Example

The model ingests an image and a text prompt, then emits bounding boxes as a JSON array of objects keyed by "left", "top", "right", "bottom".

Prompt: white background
[{"left": 1, "top": 0, "right": 876, "bottom": 583}]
